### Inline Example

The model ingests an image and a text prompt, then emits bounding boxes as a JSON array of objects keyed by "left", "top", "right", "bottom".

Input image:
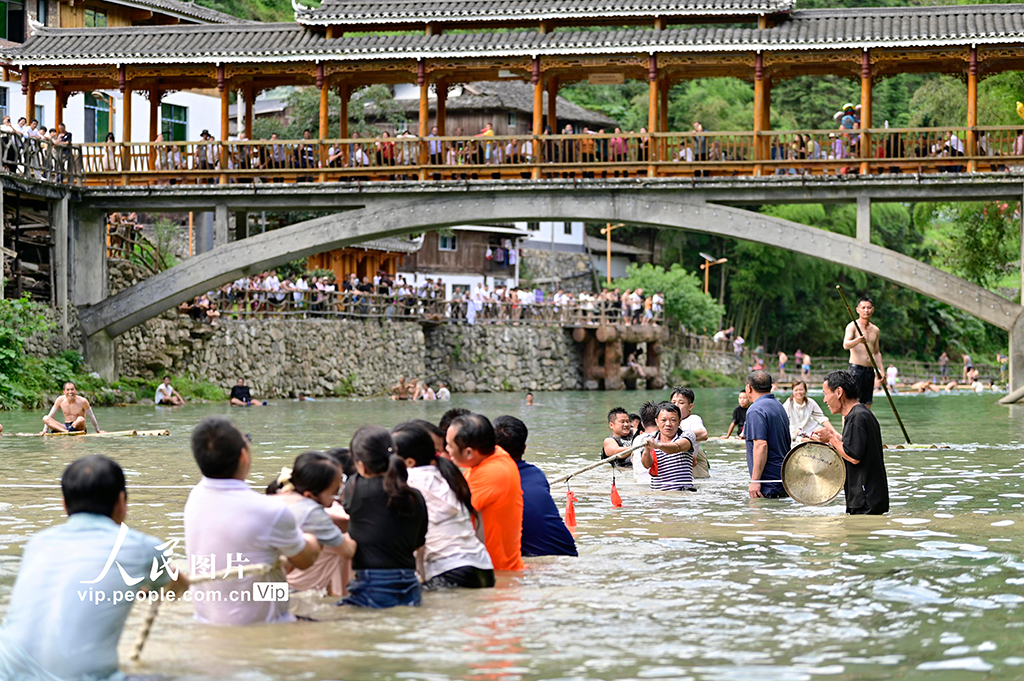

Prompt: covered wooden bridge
[{"left": 4, "top": 1, "right": 1024, "bottom": 183}]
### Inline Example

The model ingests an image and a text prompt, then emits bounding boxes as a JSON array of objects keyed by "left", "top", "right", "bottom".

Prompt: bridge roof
[
  {"left": 294, "top": 0, "right": 795, "bottom": 27},
  {"left": 7, "top": 5, "right": 1024, "bottom": 66}
]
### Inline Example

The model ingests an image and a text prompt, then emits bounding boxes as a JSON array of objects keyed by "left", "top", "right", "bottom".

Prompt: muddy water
[{"left": 1, "top": 389, "right": 1023, "bottom": 680}]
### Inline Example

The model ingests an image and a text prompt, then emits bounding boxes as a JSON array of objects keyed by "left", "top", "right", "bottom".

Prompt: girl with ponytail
[
  {"left": 339, "top": 425, "right": 428, "bottom": 608},
  {"left": 392, "top": 421, "right": 495, "bottom": 590},
  {"left": 267, "top": 451, "right": 353, "bottom": 596}
]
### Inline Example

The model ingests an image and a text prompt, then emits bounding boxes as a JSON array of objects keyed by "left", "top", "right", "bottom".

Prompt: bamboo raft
[{"left": 12, "top": 429, "right": 171, "bottom": 438}]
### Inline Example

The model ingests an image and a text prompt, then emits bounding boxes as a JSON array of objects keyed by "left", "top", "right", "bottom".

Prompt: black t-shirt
[
  {"left": 732, "top": 405, "right": 748, "bottom": 431},
  {"left": 230, "top": 385, "right": 251, "bottom": 402},
  {"left": 343, "top": 474, "right": 427, "bottom": 570},
  {"left": 842, "top": 403, "right": 889, "bottom": 515}
]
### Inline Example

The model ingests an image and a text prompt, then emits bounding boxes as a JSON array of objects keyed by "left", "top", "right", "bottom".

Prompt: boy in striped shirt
[{"left": 640, "top": 402, "right": 698, "bottom": 491}]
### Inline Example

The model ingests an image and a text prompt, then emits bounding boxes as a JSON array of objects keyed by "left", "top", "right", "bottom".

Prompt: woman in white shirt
[
  {"left": 392, "top": 421, "right": 494, "bottom": 589},
  {"left": 783, "top": 380, "right": 838, "bottom": 442}
]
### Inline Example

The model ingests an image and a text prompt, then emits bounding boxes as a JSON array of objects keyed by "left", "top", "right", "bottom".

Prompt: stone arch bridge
[{"left": 75, "top": 187, "right": 1024, "bottom": 390}]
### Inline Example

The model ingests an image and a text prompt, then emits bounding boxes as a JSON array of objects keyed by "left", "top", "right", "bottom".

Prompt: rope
[
  {"left": 551, "top": 442, "right": 647, "bottom": 485},
  {"left": 129, "top": 562, "right": 278, "bottom": 662}
]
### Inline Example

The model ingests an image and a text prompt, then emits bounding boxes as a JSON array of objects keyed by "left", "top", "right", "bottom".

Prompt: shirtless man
[
  {"left": 778, "top": 351, "right": 788, "bottom": 380},
  {"left": 42, "top": 382, "right": 104, "bottom": 434},
  {"left": 842, "top": 296, "right": 883, "bottom": 409},
  {"left": 391, "top": 376, "right": 411, "bottom": 401}
]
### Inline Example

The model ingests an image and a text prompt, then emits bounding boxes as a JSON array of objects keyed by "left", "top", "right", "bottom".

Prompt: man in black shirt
[
  {"left": 229, "top": 378, "right": 265, "bottom": 406},
  {"left": 813, "top": 370, "right": 889, "bottom": 515}
]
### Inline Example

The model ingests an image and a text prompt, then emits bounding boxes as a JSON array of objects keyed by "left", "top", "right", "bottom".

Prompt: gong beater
[{"left": 781, "top": 441, "right": 846, "bottom": 506}]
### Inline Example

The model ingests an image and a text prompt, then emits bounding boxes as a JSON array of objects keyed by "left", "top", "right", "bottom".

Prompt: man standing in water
[
  {"left": 814, "top": 370, "right": 889, "bottom": 514},
  {"left": 744, "top": 370, "right": 790, "bottom": 499},
  {"left": 843, "top": 296, "right": 883, "bottom": 409},
  {"left": 42, "top": 382, "right": 104, "bottom": 433}
]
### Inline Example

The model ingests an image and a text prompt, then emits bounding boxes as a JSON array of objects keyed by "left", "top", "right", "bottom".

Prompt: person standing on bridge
[{"left": 843, "top": 296, "right": 883, "bottom": 409}]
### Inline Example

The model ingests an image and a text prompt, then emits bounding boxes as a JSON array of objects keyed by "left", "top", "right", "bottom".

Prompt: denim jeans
[{"left": 338, "top": 569, "right": 421, "bottom": 609}]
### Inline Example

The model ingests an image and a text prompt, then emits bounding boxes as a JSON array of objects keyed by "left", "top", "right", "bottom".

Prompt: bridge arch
[{"left": 78, "top": 190, "right": 1024, "bottom": 385}]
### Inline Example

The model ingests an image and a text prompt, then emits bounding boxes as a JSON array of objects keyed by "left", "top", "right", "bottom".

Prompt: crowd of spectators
[
  {"left": 0, "top": 115, "right": 74, "bottom": 177},
  {"left": 178, "top": 269, "right": 664, "bottom": 327}
]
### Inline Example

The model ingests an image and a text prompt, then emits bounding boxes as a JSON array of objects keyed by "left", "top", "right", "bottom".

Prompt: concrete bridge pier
[
  {"left": 71, "top": 209, "right": 117, "bottom": 379},
  {"left": 856, "top": 196, "right": 871, "bottom": 242},
  {"left": 196, "top": 205, "right": 231, "bottom": 254},
  {"left": 1010, "top": 310, "right": 1024, "bottom": 395}
]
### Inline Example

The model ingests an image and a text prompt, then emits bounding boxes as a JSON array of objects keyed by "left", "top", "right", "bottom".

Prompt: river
[{"left": 2, "top": 388, "right": 1024, "bottom": 680}]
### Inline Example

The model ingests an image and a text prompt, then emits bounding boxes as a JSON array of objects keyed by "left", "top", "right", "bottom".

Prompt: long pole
[
  {"left": 552, "top": 441, "right": 646, "bottom": 485},
  {"left": 836, "top": 285, "right": 911, "bottom": 444}
]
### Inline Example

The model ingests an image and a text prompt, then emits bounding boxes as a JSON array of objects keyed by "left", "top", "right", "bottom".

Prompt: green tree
[
  {"left": 608, "top": 263, "right": 724, "bottom": 334},
  {"left": 925, "top": 201, "right": 1022, "bottom": 288}
]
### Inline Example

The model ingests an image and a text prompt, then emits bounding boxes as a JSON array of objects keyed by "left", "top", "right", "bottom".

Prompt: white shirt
[
  {"left": 184, "top": 477, "right": 306, "bottom": 625},
  {"left": 1, "top": 514, "right": 169, "bottom": 680},
  {"left": 783, "top": 396, "right": 829, "bottom": 441},
  {"left": 155, "top": 382, "right": 174, "bottom": 403},
  {"left": 292, "top": 278, "right": 309, "bottom": 302},
  {"left": 631, "top": 431, "right": 654, "bottom": 485},
  {"left": 436, "top": 387, "right": 451, "bottom": 401},
  {"left": 886, "top": 366, "right": 898, "bottom": 384},
  {"left": 406, "top": 466, "right": 493, "bottom": 581}
]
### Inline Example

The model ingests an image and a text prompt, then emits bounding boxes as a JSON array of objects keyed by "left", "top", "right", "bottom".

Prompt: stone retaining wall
[{"left": 425, "top": 325, "right": 582, "bottom": 393}]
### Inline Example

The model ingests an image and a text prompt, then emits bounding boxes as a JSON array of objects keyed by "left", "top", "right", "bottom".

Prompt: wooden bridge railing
[
  {"left": 0, "top": 133, "right": 83, "bottom": 186},
  {"left": 73, "top": 126, "right": 1024, "bottom": 185}
]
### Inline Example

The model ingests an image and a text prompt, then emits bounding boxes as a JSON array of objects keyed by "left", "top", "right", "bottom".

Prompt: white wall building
[{"left": 0, "top": 84, "right": 223, "bottom": 144}]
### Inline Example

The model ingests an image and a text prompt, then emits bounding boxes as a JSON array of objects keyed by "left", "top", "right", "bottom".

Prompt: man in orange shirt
[{"left": 446, "top": 414, "right": 524, "bottom": 571}]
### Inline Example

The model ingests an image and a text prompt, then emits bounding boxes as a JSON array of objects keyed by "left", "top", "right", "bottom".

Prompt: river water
[{"left": 2, "top": 388, "right": 1024, "bottom": 680}]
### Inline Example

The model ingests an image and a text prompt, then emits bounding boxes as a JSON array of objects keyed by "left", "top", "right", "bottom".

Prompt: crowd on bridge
[{"left": 179, "top": 269, "right": 664, "bottom": 327}]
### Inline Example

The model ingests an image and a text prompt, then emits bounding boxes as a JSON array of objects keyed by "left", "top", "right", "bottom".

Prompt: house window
[
  {"left": 0, "top": 88, "right": 8, "bottom": 120},
  {"left": 563, "top": 223, "right": 573, "bottom": 236},
  {"left": 36, "top": 0, "right": 45, "bottom": 24},
  {"left": 161, "top": 103, "right": 188, "bottom": 142},
  {"left": 507, "top": 112, "right": 516, "bottom": 127},
  {"left": 84, "top": 7, "right": 106, "bottom": 26},
  {"left": 2, "top": 0, "right": 25, "bottom": 42},
  {"left": 33, "top": 104, "right": 43, "bottom": 126},
  {"left": 526, "top": 222, "right": 540, "bottom": 232},
  {"left": 438, "top": 234, "right": 457, "bottom": 251},
  {"left": 83, "top": 92, "right": 110, "bottom": 143}
]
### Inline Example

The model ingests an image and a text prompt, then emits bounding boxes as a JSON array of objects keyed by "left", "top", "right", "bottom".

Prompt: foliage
[
  {"left": 128, "top": 218, "right": 178, "bottom": 273},
  {"left": 923, "top": 201, "right": 1022, "bottom": 288},
  {"left": 608, "top": 263, "right": 724, "bottom": 335},
  {"left": 0, "top": 296, "right": 51, "bottom": 377},
  {"left": 334, "top": 373, "right": 358, "bottom": 397}
]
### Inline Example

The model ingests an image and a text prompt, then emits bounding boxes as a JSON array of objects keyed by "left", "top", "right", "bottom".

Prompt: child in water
[{"left": 267, "top": 451, "right": 353, "bottom": 596}]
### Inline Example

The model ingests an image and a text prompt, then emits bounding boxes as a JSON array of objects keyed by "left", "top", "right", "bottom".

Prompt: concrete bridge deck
[{"left": 76, "top": 173, "right": 1024, "bottom": 213}]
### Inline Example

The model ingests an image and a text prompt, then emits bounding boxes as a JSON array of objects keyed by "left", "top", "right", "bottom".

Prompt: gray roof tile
[
  {"left": 119, "top": 0, "right": 248, "bottom": 24},
  {"left": 295, "top": 0, "right": 795, "bottom": 25},
  {"left": 8, "top": 5, "right": 1024, "bottom": 65}
]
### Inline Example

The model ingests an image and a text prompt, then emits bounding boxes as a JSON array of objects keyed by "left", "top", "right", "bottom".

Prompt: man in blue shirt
[
  {"left": 1, "top": 455, "right": 189, "bottom": 679},
  {"left": 494, "top": 415, "right": 577, "bottom": 557},
  {"left": 744, "top": 370, "right": 791, "bottom": 499}
]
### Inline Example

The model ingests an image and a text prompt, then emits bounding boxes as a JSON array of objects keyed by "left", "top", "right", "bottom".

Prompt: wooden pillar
[
  {"left": 604, "top": 339, "right": 624, "bottom": 390},
  {"left": 318, "top": 63, "right": 329, "bottom": 182},
  {"left": 654, "top": 16, "right": 666, "bottom": 30},
  {"left": 646, "top": 341, "right": 665, "bottom": 389},
  {"left": 339, "top": 84, "right": 349, "bottom": 167},
  {"left": 860, "top": 49, "right": 872, "bottom": 175},
  {"left": 121, "top": 79, "right": 132, "bottom": 179},
  {"left": 648, "top": 53, "right": 658, "bottom": 177},
  {"left": 418, "top": 60, "right": 429, "bottom": 180},
  {"left": 967, "top": 46, "right": 978, "bottom": 172},
  {"left": 148, "top": 87, "right": 159, "bottom": 141},
  {"left": 218, "top": 65, "right": 229, "bottom": 185},
  {"left": 753, "top": 52, "right": 765, "bottom": 175},
  {"left": 23, "top": 68, "right": 35, "bottom": 122},
  {"left": 658, "top": 77, "right": 669, "bottom": 164},
  {"left": 436, "top": 80, "right": 447, "bottom": 135},
  {"left": 547, "top": 77, "right": 558, "bottom": 131},
  {"left": 54, "top": 86, "right": 65, "bottom": 131},
  {"left": 532, "top": 57, "right": 542, "bottom": 179},
  {"left": 244, "top": 86, "right": 254, "bottom": 139}
]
